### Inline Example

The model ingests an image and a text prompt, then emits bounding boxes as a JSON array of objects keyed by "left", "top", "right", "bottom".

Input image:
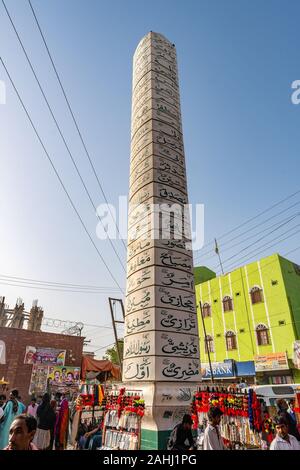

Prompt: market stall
[
  {"left": 191, "top": 387, "right": 276, "bottom": 449},
  {"left": 100, "top": 386, "right": 145, "bottom": 450},
  {"left": 69, "top": 358, "right": 122, "bottom": 449},
  {"left": 69, "top": 382, "right": 106, "bottom": 448},
  {"left": 81, "top": 356, "right": 121, "bottom": 382}
]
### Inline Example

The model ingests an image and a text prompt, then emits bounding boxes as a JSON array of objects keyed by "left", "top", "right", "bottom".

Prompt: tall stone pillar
[{"left": 123, "top": 32, "right": 200, "bottom": 450}]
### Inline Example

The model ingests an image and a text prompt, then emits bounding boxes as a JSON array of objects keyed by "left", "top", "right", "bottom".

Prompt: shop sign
[
  {"left": 201, "top": 360, "right": 234, "bottom": 379},
  {"left": 254, "top": 352, "right": 288, "bottom": 372},
  {"left": 293, "top": 341, "right": 300, "bottom": 369},
  {"left": 24, "top": 346, "right": 66, "bottom": 366},
  {"left": 235, "top": 361, "right": 256, "bottom": 377}
]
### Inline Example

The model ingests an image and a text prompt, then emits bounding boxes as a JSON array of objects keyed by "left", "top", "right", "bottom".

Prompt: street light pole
[{"left": 199, "top": 301, "right": 215, "bottom": 384}]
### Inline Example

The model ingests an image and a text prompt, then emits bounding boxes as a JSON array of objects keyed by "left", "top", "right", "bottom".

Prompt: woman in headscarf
[
  {"left": 0, "top": 389, "right": 25, "bottom": 449},
  {"left": 33, "top": 393, "right": 56, "bottom": 450}
]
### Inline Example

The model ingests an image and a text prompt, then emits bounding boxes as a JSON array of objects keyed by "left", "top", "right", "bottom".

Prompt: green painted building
[{"left": 195, "top": 253, "right": 300, "bottom": 384}]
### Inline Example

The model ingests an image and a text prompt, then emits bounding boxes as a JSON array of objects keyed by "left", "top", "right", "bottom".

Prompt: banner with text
[
  {"left": 254, "top": 352, "right": 288, "bottom": 372},
  {"left": 24, "top": 346, "right": 66, "bottom": 366}
]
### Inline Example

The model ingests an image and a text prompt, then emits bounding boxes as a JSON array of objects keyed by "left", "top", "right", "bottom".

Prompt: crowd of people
[
  {"left": 0, "top": 389, "right": 69, "bottom": 450},
  {"left": 1, "top": 388, "right": 300, "bottom": 451},
  {"left": 168, "top": 398, "right": 300, "bottom": 451}
]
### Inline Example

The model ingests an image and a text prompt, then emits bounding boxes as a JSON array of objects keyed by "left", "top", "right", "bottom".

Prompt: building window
[
  {"left": 250, "top": 286, "right": 263, "bottom": 304},
  {"left": 225, "top": 331, "right": 237, "bottom": 350},
  {"left": 223, "top": 296, "right": 233, "bottom": 312},
  {"left": 202, "top": 302, "right": 211, "bottom": 318},
  {"left": 204, "top": 335, "right": 214, "bottom": 353},
  {"left": 256, "top": 324, "right": 270, "bottom": 345}
]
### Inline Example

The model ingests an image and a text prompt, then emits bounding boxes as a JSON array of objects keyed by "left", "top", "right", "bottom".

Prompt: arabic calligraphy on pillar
[{"left": 123, "top": 32, "right": 199, "bottom": 383}]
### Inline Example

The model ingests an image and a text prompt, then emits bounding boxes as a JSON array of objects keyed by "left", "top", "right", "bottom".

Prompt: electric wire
[
  {"left": 210, "top": 216, "right": 300, "bottom": 271},
  {"left": 0, "top": 280, "right": 121, "bottom": 294},
  {"left": 216, "top": 225, "right": 300, "bottom": 273},
  {"left": 194, "top": 188, "right": 300, "bottom": 255},
  {"left": 195, "top": 244, "right": 300, "bottom": 302},
  {"left": 0, "top": 55, "right": 124, "bottom": 293},
  {"left": 2, "top": 0, "right": 126, "bottom": 273},
  {"left": 194, "top": 203, "right": 300, "bottom": 263},
  {"left": 27, "top": 0, "right": 127, "bottom": 252},
  {"left": 0, "top": 273, "right": 122, "bottom": 292}
]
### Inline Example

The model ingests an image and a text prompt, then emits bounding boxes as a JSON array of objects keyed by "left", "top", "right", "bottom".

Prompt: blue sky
[{"left": 0, "top": 0, "right": 299, "bottom": 353}]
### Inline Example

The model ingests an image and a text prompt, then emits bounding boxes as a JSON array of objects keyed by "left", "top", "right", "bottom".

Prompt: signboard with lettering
[
  {"left": 254, "top": 352, "right": 289, "bottom": 372},
  {"left": 24, "top": 346, "right": 66, "bottom": 366},
  {"left": 201, "top": 361, "right": 235, "bottom": 379}
]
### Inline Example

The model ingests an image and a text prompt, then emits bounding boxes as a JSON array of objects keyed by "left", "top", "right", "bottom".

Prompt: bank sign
[{"left": 201, "top": 361, "right": 235, "bottom": 379}]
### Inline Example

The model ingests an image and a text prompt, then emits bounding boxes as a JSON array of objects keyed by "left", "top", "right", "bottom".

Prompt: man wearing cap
[{"left": 203, "top": 406, "right": 225, "bottom": 450}]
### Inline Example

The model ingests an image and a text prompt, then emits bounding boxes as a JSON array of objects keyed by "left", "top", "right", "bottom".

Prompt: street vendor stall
[
  {"left": 81, "top": 356, "right": 121, "bottom": 382},
  {"left": 70, "top": 382, "right": 106, "bottom": 448},
  {"left": 100, "top": 386, "right": 145, "bottom": 450},
  {"left": 192, "top": 386, "right": 275, "bottom": 449},
  {"left": 69, "top": 358, "right": 121, "bottom": 448}
]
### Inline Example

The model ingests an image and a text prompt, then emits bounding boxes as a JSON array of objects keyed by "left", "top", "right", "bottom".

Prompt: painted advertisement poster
[
  {"left": 47, "top": 366, "right": 80, "bottom": 395},
  {"left": 24, "top": 346, "right": 66, "bottom": 366},
  {"left": 28, "top": 365, "right": 48, "bottom": 396}
]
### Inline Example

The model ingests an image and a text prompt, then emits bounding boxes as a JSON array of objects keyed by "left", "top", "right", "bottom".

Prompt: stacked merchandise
[
  {"left": 70, "top": 383, "right": 106, "bottom": 446},
  {"left": 192, "top": 387, "right": 267, "bottom": 449},
  {"left": 101, "top": 387, "right": 145, "bottom": 450}
]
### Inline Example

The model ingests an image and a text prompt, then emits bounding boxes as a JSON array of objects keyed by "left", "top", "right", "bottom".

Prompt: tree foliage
[{"left": 103, "top": 339, "right": 124, "bottom": 365}]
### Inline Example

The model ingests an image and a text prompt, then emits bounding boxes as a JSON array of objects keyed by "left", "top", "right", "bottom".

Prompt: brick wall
[{"left": 0, "top": 327, "right": 84, "bottom": 404}]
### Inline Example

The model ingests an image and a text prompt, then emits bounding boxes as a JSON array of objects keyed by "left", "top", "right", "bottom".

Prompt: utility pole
[
  {"left": 108, "top": 298, "right": 125, "bottom": 372},
  {"left": 214, "top": 238, "right": 224, "bottom": 275},
  {"left": 199, "top": 301, "right": 214, "bottom": 383}
]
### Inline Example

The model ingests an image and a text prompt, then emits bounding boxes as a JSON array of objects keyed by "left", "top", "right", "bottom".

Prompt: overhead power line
[
  {"left": 2, "top": 0, "right": 125, "bottom": 273},
  {"left": 0, "top": 280, "right": 121, "bottom": 295},
  {"left": 92, "top": 341, "right": 117, "bottom": 353},
  {"left": 27, "top": 0, "right": 127, "bottom": 252},
  {"left": 0, "top": 273, "right": 122, "bottom": 292},
  {"left": 0, "top": 56, "right": 124, "bottom": 294},
  {"left": 220, "top": 226, "right": 300, "bottom": 273},
  {"left": 196, "top": 244, "right": 300, "bottom": 300},
  {"left": 194, "top": 202, "right": 300, "bottom": 263},
  {"left": 194, "top": 188, "right": 300, "bottom": 255},
  {"left": 210, "top": 215, "right": 300, "bottom": 271}
]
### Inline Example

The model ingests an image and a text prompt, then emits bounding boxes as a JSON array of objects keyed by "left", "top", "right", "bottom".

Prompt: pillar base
[
  {"left": 141, "top": 429, "right": 171, "bottom": 451},
  {"left": 119, "top": 381, "right": 199, "bottom": 450}
]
